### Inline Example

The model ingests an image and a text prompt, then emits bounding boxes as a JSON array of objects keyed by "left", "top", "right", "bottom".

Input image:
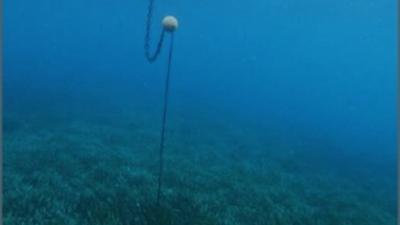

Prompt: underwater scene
[{"left": 3, "top": 0, "right": 398, "bottom": 224}]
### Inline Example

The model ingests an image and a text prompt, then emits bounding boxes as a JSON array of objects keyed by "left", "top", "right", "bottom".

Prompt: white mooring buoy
[{"left": 162, "top": 16, "right": 178, "bottom": 32}]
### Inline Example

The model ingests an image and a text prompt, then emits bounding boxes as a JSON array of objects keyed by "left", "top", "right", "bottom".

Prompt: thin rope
[
  {"left": 156, "top": 33, "right": 174, "bottom": 204},
  {"left": 144, "top": 0, "right": 176, "bottom": 205}
]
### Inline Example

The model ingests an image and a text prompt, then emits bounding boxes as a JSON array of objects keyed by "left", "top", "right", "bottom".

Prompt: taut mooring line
[
  {"left": 156, "top": 33, "right": 174, "bottom": 204},
  {"left": 144, "top": 0, "right": 179, "bottom": 205}
]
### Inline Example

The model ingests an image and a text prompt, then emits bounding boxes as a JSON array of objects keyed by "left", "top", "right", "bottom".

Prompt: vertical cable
[
  {"left": 156, "top": 33, "right": 174, "bottom": 204},
  {"left": 144, "top": 0, "right": 177, "bottom": 204}
]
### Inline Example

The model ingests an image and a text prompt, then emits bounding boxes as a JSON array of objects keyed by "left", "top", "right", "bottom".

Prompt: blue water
[{"left": 4, "top": 0, "right": 397, "bottom": 224}]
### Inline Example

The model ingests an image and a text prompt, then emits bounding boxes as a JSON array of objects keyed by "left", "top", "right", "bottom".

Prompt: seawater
[{"left": 3, "top": 0, "right": 397, "bottom": 224}]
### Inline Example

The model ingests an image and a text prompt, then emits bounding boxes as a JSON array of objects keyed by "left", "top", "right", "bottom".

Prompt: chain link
[{"left": 145, "top": 0, "right": 165, "bottom": 63}]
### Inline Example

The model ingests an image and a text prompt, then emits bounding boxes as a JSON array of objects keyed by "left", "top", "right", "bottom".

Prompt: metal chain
[{"left": 145, "top": 0, "right": 165, "bottom": 63}]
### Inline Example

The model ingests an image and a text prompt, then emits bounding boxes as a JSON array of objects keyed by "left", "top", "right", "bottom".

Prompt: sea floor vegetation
[{"left": 3, "top": 108, "right": 396, "bottom": 225}]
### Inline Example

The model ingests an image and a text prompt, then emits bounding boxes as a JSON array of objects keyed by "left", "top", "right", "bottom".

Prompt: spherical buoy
[{"left": 162, "top": 16, "right": 178, "bottom": 32}]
